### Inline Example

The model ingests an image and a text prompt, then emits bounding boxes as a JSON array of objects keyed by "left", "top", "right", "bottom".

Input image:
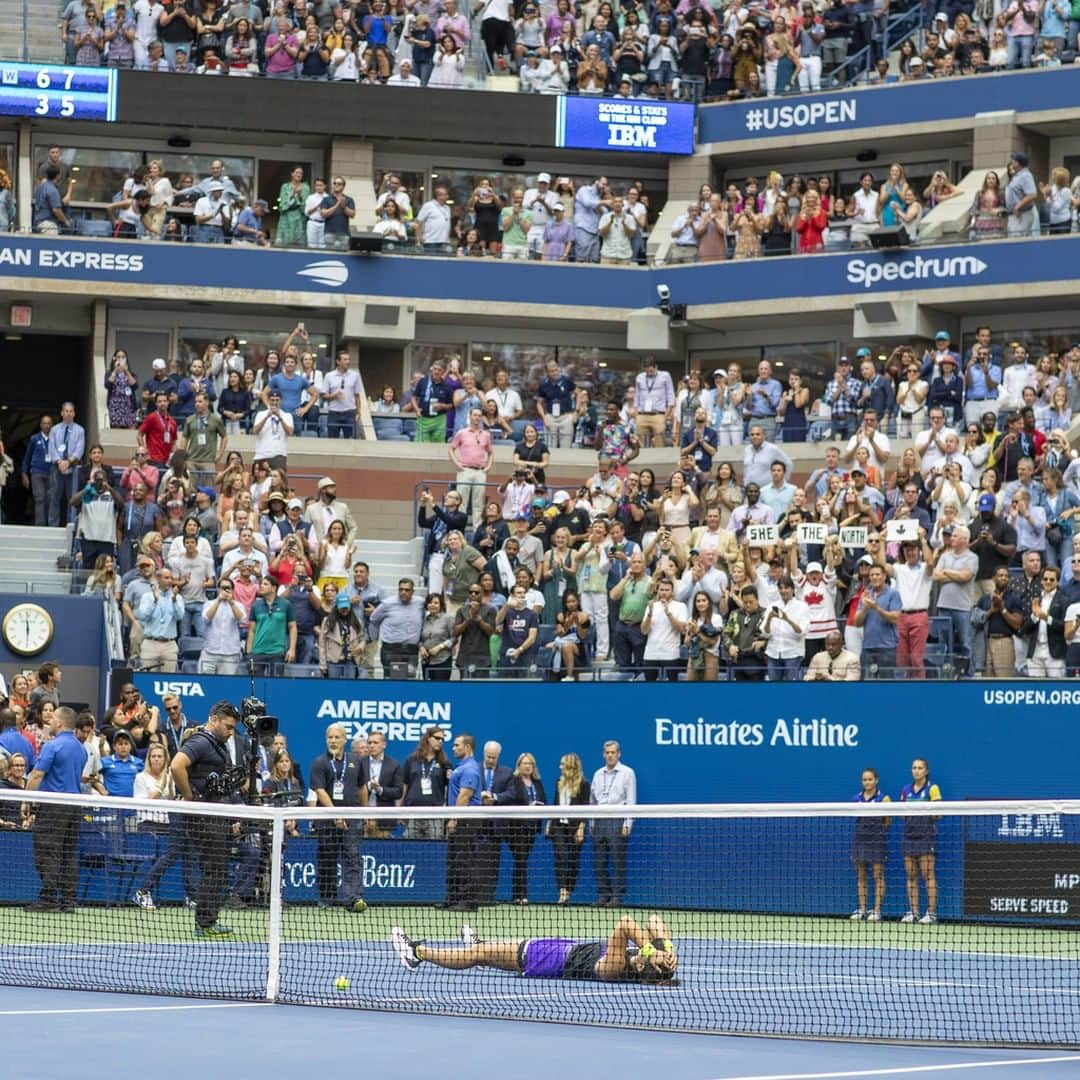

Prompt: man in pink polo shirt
[{"left": 448, "top": 406, "right": 494, "bottom": 530}]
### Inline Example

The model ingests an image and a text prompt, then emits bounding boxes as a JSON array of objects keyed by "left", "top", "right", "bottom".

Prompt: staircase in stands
[
  {"left": 354, "top": 536, "right": 426, "bottom": 597},
  {"left": 0, "top": 0, "right": 64, "bottom": 63},
  {"left": 0, "top": 524, "right": 75, "bottom": 594}
]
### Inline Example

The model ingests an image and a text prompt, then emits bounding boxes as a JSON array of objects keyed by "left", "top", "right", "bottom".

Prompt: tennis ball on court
[{"left": 334, "top": 976, "right": 350, "bottom": 991}]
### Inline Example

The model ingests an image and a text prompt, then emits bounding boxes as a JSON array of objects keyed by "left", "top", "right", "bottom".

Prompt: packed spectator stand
[
  {"left": 21, "top": 145, "right": 1080, "bottom": 259},
  {"left": 3, "top": 1, "right": 1080, "bottom": 690},
  {"left": 7, "top": 321, "right": 1080, "bottom": 687},
  {"left": 47, "top": 0, "right": 1079, "bottom": 96}
]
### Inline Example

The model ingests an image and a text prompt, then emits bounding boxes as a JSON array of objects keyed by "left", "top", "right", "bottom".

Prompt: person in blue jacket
[{"left": 20, "top": 414, "right": 53, "bottom": 526}]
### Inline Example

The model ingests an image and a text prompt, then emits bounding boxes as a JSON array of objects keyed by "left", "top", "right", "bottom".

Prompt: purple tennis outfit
[{"left": 522, "top": 938, "right": 605, "bottom": 979}]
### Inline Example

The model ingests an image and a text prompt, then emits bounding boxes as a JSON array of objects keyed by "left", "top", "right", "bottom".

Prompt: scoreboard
[{"left": 0, "top": 63, "right": 116, "bottom": 122}]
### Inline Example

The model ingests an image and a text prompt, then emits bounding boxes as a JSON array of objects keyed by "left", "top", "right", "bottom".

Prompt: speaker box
[
  {"left": 349, "top": 232, "right": 383, "bottom": 254},
  {"left": 869, "top": 225, "right": 910, "bottom": 249}
]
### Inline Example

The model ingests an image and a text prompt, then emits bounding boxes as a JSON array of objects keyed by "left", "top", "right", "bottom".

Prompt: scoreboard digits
[{"left": 0, "top": 63, "right": 117, "bottom": 122}]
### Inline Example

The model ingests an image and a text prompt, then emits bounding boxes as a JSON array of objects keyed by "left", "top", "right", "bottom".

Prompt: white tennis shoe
[{"left": 392, "top": 926, "right": 420, "bottom": 971}]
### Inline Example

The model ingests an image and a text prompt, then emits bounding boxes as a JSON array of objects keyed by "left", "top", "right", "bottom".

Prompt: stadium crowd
[
  {"left": 51, "top": 0, "right": 1080, "bottom": 96},
  {"left": 10, "top": 320, "right": 1080, "bottom": 684},
  {"left": 23, "top": 145, "right": 1080, "bottom": 261}
]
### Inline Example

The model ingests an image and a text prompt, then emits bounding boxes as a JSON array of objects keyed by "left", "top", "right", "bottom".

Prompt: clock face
[{"left": 2, "top": 604, "right": 55, "bottom": 657}]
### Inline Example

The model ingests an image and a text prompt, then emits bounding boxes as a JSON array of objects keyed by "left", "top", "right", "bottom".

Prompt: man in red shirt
[
  {"left": 448, "top": 406, "right": 494, "bottom": 530},
  {"left": 138, "top": 392, "right": 178, "bottom": 468}
]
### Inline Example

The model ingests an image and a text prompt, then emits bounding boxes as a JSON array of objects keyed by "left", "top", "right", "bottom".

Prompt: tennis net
[{"left": 0, "top": 791, "right": 1078, "bottom": 1046}]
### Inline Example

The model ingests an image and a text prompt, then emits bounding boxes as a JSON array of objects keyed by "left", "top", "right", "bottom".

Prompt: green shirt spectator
[
  {"left": 182, "top": 407, "right": 227, "bottom": 465},
  {"left": 499, "top": 195, "right": 532, "bottom": 258},
  {"left": 247, "top": 588, "right": 296, "bottom": 664},
  {"left": 617, "top": 574, "right": 651, "bottom": 623}
]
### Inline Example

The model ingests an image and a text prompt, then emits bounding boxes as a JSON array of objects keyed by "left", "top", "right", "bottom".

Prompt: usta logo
[{"left": 152, "top": 680, "right": 205, "bottom": 697}]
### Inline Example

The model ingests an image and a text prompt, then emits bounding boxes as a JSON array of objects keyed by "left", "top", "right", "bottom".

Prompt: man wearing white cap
[
  {"left": 306, "top": 476, "right": 358, "bottom": 546},
  {"left": 387, "top": 59, "right": 422, "bottom": 85},
  {"left": 142, "top": 357, "right": 178, "bottom": 414},
  {"left": 792, "top": 552, "right": 840, "bottom": 664},
  {"left": 269, "top": 496, "right": 314, "bottom": 557},
  {"left": 193, "top": 181, "right": 232, "bottom": 243},
  {"left": 539, "top": 44, "right": 569, "bottom": 93},
  {"left": 523, "top": 172, "right": 558, "bottom": 260}
]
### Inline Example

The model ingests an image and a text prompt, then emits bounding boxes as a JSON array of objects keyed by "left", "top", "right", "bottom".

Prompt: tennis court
[
  {"left": 3, "top": 904, "right": 1079, "bottom": 1058},
  {"left": 4, "top": 799, "right": 1079, "bottom": 1076},
  {"left": 3, "top": 985, "right": 1080, "bottom": 1080}
]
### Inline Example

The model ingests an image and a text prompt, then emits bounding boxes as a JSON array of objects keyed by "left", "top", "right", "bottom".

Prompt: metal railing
[
  {"left": 412, "top": 477, "right": 521, "bottom": 539},
  {"left": 826, "top": 5, "right": 926, "bottom": 89}
]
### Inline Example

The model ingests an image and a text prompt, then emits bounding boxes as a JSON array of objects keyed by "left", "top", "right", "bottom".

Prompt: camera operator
[{"left": 170, "top": 700, "right": 243, "bottom": 937}]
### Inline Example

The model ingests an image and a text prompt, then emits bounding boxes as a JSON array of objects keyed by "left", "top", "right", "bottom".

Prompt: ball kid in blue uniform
[
  {"left": 850, "top": 767, "right": 890, "bottom": 923},
  {"left": 899, "top": 757, "right": 941, "bottom": 925}
]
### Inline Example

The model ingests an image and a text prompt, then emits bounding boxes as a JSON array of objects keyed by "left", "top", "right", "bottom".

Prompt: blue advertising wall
[
  {"left": 3, "top": 676, "right": 1072, "bottom": 919},
  {"left": 3, "top": 233, "right": 1080, "bottom": 311},
  {"left": 698, "top": 67, "right": 1080, "bottom": 145},
  {"left": 132, "top": 675, "right": 1080, "bottom": 804}
]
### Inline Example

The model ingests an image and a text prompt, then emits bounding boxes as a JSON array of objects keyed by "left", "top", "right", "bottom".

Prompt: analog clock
[{"left": 2, "top": 603, "right": 55, "bottom": 657}]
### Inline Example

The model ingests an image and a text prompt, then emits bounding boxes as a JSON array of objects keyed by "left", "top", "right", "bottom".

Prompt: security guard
[
  {"left": 171, "top": 700, "right": 242, "bottom": 938},
  {"left": 310, "top": 723, "right": 368, "bottom": 912},
  {"left": 26, "top": 707, "right": 88, "bottom": 913}
]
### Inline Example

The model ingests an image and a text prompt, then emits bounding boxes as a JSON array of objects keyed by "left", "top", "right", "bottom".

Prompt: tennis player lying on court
[{"left": 392, "top": 913, "right": 677, "bottom": 983}]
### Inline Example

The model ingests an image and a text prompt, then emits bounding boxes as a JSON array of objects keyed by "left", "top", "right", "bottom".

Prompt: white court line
[
  {"left": 692, "top": 970, "right": 1080, "bottom": 997},
  {"left": 705, "top": 1055, "right": 1080, "bottom": 1080},
  {"left": 0, "top": 1003, "right": 271, "bottom": 1017},
  {"left": 717, "top": 939, "right": 1077, "bottom": 964}
]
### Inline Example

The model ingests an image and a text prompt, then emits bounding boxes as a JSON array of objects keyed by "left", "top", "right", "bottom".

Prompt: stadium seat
[
  {"left": 180, "top": 659, "right": 200, "bottom": 674},
  {"left": 923, "top": 641, "right": 948, "bottom": 678},
  {"left": 373, "top": 418, "right": 405, "bottom": 439},
  {"left": 77, "top": 812, "right": 153, "bottom": 907},
  {"left": 401, "top": 418, "right": 418, "bottom": 439},
  {"left": 178, "top": 636, "right": 204, "bottom": 660},
  {"left": 928, "top": 616, "right": 954, "bottom": 655},
  {"left": 75, "top": 218, "right": 113, "bottom": 238},
  {"left": 283, "top": 663, "right": 324, "bottom": 678}
]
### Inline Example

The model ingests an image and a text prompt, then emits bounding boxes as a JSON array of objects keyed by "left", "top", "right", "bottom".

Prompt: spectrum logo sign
[{"left": 846, "top": 254, "right": 988, "bottom": 289}]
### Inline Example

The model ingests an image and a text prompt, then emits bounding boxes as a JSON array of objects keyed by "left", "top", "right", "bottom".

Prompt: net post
[{"left": 265, "top": 813, "right": 285, "bottom": 1003}]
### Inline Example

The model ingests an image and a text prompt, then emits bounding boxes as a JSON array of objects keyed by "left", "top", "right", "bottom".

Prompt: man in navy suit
[
  {"left": 476, "top": 740, "right": 513, "bottom": 904},
  {"left": 359, "top": 730, "right": 404, "bottom": 838}
]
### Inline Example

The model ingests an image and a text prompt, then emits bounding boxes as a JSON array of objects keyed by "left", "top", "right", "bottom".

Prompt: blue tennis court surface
[
  {"left": 4, "top": 933, "right": 1078, "bottom": 1052},
  {"left": 2, "top": 986, "right": 1079, "bottom": 1080}
]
